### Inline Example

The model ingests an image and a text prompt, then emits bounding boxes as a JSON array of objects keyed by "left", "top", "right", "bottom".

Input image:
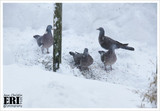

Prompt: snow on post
[{"left": 53, "top": 3, "right": 62, "bottom": 72}]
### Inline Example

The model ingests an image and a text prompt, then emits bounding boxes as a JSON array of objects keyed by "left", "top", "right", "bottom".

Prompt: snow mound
[{"left": 4, "top": 64, "right": 142, "bottom": 108}]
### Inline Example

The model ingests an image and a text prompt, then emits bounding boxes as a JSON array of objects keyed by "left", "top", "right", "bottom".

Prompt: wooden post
[{"left": 53, "top": 3, "right": 62, "bottom": 72}]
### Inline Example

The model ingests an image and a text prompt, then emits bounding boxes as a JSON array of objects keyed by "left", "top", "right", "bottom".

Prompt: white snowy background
[{"left": 3, "top": 3, "right": 157, "bottom": 108}]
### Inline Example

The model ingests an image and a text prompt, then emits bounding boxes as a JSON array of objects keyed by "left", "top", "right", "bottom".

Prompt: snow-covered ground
[
  {"left": 2, "top": 3, "right": 157, "bottom": 108},
  {"left": 4, "top": 64, "right": 142, "bottom": 108}
]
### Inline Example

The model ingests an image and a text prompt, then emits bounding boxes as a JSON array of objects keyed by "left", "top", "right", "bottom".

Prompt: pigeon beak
[{"left": 97, "top": 28, "right": 100, "bottom": 30}]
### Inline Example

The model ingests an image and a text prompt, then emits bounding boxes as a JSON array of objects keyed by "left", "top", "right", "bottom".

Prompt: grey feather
[
  {"left": 33, "top": 25, "right": 53, "bottom": 54},
  {"left": 69, "top": 48, "right": 93, "bottom": 70},
  {"left": 98, "top": 45, "right": 117, "bottom": 71},
  {"left": 69, "top": 51, "right": 83, "bottom": 65},
  {"left": 79, "top": 48, "right": 93, "bottom": 70},
  {"left": 97, "top": 27, "right": 134, "bottom": 51},
  {"left": 33, "top": 35, "right": 43, "bottom": 47}
]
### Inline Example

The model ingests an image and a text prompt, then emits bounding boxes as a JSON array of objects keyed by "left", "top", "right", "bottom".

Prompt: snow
[
  {"left": 4, "top": 64, "right": 141, "bottom": 108},
  {"left": 3, "top": 3, "right": 53, "bottom": 30},
  {"left": 2, "top": 3, "right": 157, "bottom": 108}
]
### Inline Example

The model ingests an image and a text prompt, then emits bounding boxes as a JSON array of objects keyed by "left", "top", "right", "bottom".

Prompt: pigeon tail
[
  {"left": 69, "top": 52, "right": 75, "bottom": 56},
  {"left": 33, "top": 35, "right": 41, "bottom": 40},
  {"left": 118, "top": 42, "right": 134, "bottom": 51},
  {"left": 122, "top": 43, "right": 128, "bottom": 46},
  {"left": 75, "top": 52, "right": 80, "bottom": 54},
  {"left": 121, "top": 45, "right": 135, "bottom": 51}
]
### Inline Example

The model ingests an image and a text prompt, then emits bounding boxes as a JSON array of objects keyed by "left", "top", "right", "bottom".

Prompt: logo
[{"left": 4, "top": 94, "right": 22, "bottom": 108}]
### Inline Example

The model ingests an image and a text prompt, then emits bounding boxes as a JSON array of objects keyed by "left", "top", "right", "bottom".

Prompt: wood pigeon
[
  {"left": 98, "top": 45, "right": 117, "bottom": 71},
  {"left": 69, "top": 48, "right": 93, "bottom": 70},
  {"left": 33, "top": 25, "right": 53, "bottom": 54},
  {"left": 97, "top": 27, "right": 134, "bottom": 51}
]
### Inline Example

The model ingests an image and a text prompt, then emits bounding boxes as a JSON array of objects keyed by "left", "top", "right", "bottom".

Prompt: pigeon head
[
  {"left": 97, "top": 27, "right": 105, "bottom": 36},
  {"left": 83, "top": 48, "right": 88, "bottom": 54},
  {"left": 97, "top": 27, "right": 104, "bottom": 32},
  {"left": 46, "top": 25, "right": 53, "bottom": 32},
  {"left": 83, "top": 48, "right": 89, "bottom": 57},
  {"left": 98, "top": 51, "right": 105, "bottom": 56}
]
